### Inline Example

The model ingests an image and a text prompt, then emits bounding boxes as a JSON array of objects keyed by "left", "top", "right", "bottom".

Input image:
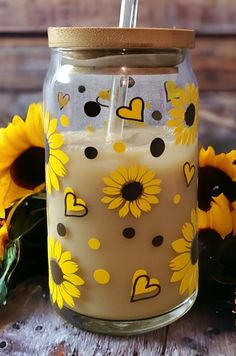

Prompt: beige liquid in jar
[{"left": 47, "top": 126, "right": 198, "bottom": 320}]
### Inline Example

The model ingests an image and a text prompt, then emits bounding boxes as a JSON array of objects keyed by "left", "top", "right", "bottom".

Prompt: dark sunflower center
[
  {"left": 10, "top": 146, "right": 45, "bottom": 190},
  {"left": 185, "top": 103, "right": 195, "bottom": 127},
  {"left": 50, "top": 259, "right": 63, "bottom": 285},
  {"left": 45, "top": 137, "right": 50, "bottom": 164},
  {"left": 190, "top": 234, "right": 199, "bottom": 265},
  {"left": 121, "top": 181, "right": 143, "bottom": 201}
]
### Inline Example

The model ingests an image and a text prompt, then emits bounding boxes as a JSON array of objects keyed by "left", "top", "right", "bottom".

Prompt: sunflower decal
[
  {"left": 167, "top": 83, "right": 199, "bottom": 145},
  {"left": 170, "top": 208, "right": 198, "bottom": 296},
  {"left": 101, "top": 165, "right": 161, "bottom": 218},
  {"left": 0, "top": 103, "right": 45, "bottom": 217},
  {"left": 44, "top": 112, "right": 69, "bottom": 194},
  {"left": 48, "top": 236, "right": 85, "bottom": 310}
]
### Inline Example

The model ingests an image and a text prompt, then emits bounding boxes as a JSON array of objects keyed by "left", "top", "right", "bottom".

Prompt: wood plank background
[{"left": 0, "top": 0, "right": 235, "bottom": 150}]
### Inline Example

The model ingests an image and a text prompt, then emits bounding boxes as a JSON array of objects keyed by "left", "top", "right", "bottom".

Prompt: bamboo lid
[{"left": 48, "top": 27, "right": 195, "bottom": 49}]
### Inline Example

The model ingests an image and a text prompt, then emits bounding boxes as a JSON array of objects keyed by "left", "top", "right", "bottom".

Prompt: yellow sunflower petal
[
  {"left": 144, "top": 185, "right": 161, "bottom": 195},
  {"left": 128, "top": 165, "right": 138, "bottom": 181},
  {"left": 119, "top": 201, "right": 129, "bottom": 217},
  {"left": 117, "top": 165, "right": 129, "bottom": 180},
  {"left": 54, "top": 240, "right": 62, "bottom": 261},
  {"left": 48, "top": 236, "right": 54, "bottom": 257},
  {"left": 102, "top": 187, "right": 120, "bottom": 196},
  {"left": 63, "top": 281, "right": 81, "bottom": 297},
  {"left": 52, "top": 285, "right": 57, "bottom": 303},
  {"left": 52, "top": 148, "right": 69, "bottom": 165},
  {"left": 130, "top": 201, "right": 141, "bottom": 218},
  {"left": 49, "top": 155, "right": 67, "bottom": 177},
  {"left": 102, "top": 176, "right": 120, "bottom": 188},
  {"left": 110, "top": 170, "right": 126, "bottom": 185},
  {"left": 47, "top": 118, "right": 58, "bottom": 137},
  {"left": 137, "top": 198, "right": 151, "bottom": 212},
  {"left": 61, "top": 261, "right": 78, "bottom": 275},
  {"left": 172, "top": 238, "right": 191, "bottom": 254},
  {"left": 136, "top": 166, "right": 149, "bottom": 181},
  {"left": 108, "top": 197, "right": 124, "bottom": 210},
  {"left": 48, "top": 133, "right": 64, "bottom": 149},
  {"left": 143, "top": 179, "right": 161, "bottom": 187},
  {"left": 140, "top": 169, "right": 156, "bottom": 184},
  {"left": 182, "top": 222, "right": 194, "bottom": 243},
  {"left": 143, "top": 194, "right": 159, "bottom": 204},
  {"left": 56, "top": 287, "right": 64, "bottom": 309},
  {"left": 59, "top": 251, "right": 72, "bottom": 265},
  {"left": 64, "top": 273, "right": 85, "bottom": 286},
  {"left": 60, "top": 285, "right": 75, "bottom": 308},
  {"left": 179, "top": 266, "right": 194, "bottom": 295},
  {"left": 170, "top": 264, "right": 189, "bottom": 282},
  {"left": 47, "top": 164, "right": 60, "bottom": 191},
  {"left": 101, "top": 196, "right": 114, "bottom": 204},
  {"left": 45, "top": 165, "right": 52, "bottom": 194},
  {"left": 170, "top": 253, "right": 190, "bottom": 271}
]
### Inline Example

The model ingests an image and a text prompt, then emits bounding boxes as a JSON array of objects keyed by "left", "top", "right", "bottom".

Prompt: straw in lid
[{"left": 48, "top": 27, "right": 195, "bottom": 49}]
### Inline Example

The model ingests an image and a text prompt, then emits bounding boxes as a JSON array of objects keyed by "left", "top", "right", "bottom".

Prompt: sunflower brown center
[
  {"left": 190, "top": 234, "right": 198, "bottom": 265},
  {"left": 50, "top": 259, "right": 63, "bottom": 285},
  {"left": 121, "top": 181, "right": 143, "bottom": 201},
  {"left": 185, "top": 103, "right": 195, "bottom": 127},
  {"left": 10, "top": 146, "right": 45, "bottom": 190},
  {"left": 45, "top": 138, "right": 50, "bottom": 164}
]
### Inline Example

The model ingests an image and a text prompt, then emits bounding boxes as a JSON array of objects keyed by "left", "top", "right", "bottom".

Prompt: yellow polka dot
[
  {"left": 85, "top": 124, "right": 95, "bottom": 133},
  {"left": 173, "top": 194, "right": 181, "bottom": 205},
  {"left": 93, "top": 269, "right": 110, "bottom": 284},
  {"left": 60, "top": 115, "right": 70, "bottom": 127},
  {"left": 145, "top": 101, "right": 152, "bottom": 109},
  {"left": 88, "top": 238, "right": 101, "bottom": 250},
  {"left": 113, "top": 141, "right": 126, "bottom": 153}
]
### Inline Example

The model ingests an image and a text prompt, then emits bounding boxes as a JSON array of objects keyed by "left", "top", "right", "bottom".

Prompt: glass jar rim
[{"left": 48, "top": 27, "right": 195, "bottom": 50}]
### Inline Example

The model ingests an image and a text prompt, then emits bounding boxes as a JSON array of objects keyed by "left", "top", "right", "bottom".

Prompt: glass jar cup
[{"left": 44, "top": 27, "right": 199, "bottom": 335}]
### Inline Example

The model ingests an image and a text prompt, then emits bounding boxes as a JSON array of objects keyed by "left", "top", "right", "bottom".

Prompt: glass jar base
[{"left": 54, "top": 290, "right": 197, "bottom": 336}]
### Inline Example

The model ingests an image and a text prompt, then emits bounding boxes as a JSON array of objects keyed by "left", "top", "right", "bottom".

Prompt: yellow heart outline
[
  {"left": 164, "top": 80, "right": 182, "bottom": 102},
  {"left": 116, "top": 97, "right": 144, "bottom": 122},
  {"left": 57, "top": 92, "right": 70, "bottom": 110},
  {"left": 183, "top": 162, "right": 195, "bottom": 187},
  {"left": 130, "top": 269, "right": 161, "bottom": 303},
  {"left": 64, "top": 190, "right": 88, "bottom": 217}
]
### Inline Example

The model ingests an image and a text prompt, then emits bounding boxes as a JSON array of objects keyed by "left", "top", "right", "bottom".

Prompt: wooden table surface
[{"left": 0, "top": 281, "right": 235, "bottom": 356}]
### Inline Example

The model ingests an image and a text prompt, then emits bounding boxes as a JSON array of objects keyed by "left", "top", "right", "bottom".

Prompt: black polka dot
[
  {"left": 84, "top": 101, "right": 101, "bottom": 117},
  {"left": 78, "top": 85, "right": 86, "bottom": 93},
  {"left": 152, "top": 110, "right": 162, "bottom": 121},
  {"left": 57, "top": 223, "right": 66, "bottom": 237},
  {"left": 123, "top": 227, "right": 135, "bottom": 239},
  {"left": 84, "top": 146, "right": 98, "bottom": 159},
  {"left": 128, "top": 77, "right": 135, "bottom": 88},
  {"left": 150, "top": 138, "right": 165, "bottom": 158},
  {"left": 152, "top": 235, "right": 164, "bottom": 247}
]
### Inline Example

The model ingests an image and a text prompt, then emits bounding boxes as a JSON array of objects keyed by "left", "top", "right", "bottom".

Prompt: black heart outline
[
  {"left": 130, "top": 274, "right": 161, "bottom": 303},
  {"left": 183, "top": 161, "right": 195, "bottom": 187},
  {"left": 116, "top": 97, "right": 145, "bottom": 122},
  {"left": 64, "top": 192, "right": 88, "bottom": 217}
]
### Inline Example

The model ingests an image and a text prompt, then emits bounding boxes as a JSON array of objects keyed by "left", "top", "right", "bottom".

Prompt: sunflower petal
[
  {"left": 143, "top": 194, "right": 159, "bottom": 204},
  {"left": 54, "top": 240, "right": 62, "bottom": 261},
  {"left": 60, "top": 285, "right": 75, "bottom": 308},
  {"left": 144, "top": 186, "right": 161, "bottom": 194},
  {"left": 108, "top": 197, "right": 123, "bottom": 210},
  {"left": 182, "top": 222, "right": 194, "bottom": 242},
  {"left": 48, "top": 133, "right": 64, "bottom": 149},
  {"left": 140, "top": 170, "right": 156, "bottom": 184},
  {"left": 128, "top": 165, "right": 138, "bottom": 180},
  {"left": 56, "top": 288, "right": 64, "bottom": 309},
  {"left": 137, "top": 198, "right": 151, "bottom": 212},
  {"left": 172, "top": 238, "right": 191, "bottom": 253},
  {"left": 130, "top": 201, "right": 141, "bottom": 218},
  {"left": 170, "top": 253, "right": 190, "bottom": 271},
  {"left": 52, "top": 148, "right": 69, "bottom": 164},
  {"left": 119, "top": 201, "right": 129, "bottom": 217},
  {"left": 179, "top": 266, "right": 194, "bottom": 295},
  {"left": 61, "top": 261, "right": 78, "bottom": 275},
  {"left": 47, "top": 164, "right": 60, "bottom": 191},
  {"left": 102, "top": 176, "right": 120, "bottom": 188},
  {"left": 47, "top": 118, "right": 58, "bottom": 137},
  {"left": 59, "top": 251, "right": 72, "bottom": 265},
  {"left": 49, "top": 155, "right": 67, "bottom": 177},
  {"left": 64, "top": 273, "right": 85, "bottom": 286},
  {"left": 111, "top": 170, "right": 126, "bottom": 185},
  {"left": 102, "top": 187, "right": 120, "bottom": 195},
  {"left": 63, "top": 281, "right": 81, "bottom": 297},
  {"left": 101, "top": 196, "right": 114, "bottom": 204}
]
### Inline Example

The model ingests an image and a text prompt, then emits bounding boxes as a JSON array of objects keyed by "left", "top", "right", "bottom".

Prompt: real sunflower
[
  {"left": 48, "top": 236, "right": 85, "bottom": 310},
  {"left": 0, "top": 103, "right": 45, "bottom": 217},
  {"left": 0, "top": 221, "right": 9, "bottom": 260},
  {"left": 101, "top": 165, "right": 161, "bottom": 218},
  {"left": 198, "top": 146, "right": 236, "bottom": 238},
  {"left": 170, "top": 208, "right": 198, "bottom": 296},
  {"left": 44, "top": 112, "right": 69, "bottom": 194},
  {"left": 167, "top": 83, "right": 199, "bottom": 145}
]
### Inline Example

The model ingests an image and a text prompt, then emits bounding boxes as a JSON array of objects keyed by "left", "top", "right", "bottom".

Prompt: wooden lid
[{"left": 48, "top": 27, "right": 195, "bottom": 49}]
